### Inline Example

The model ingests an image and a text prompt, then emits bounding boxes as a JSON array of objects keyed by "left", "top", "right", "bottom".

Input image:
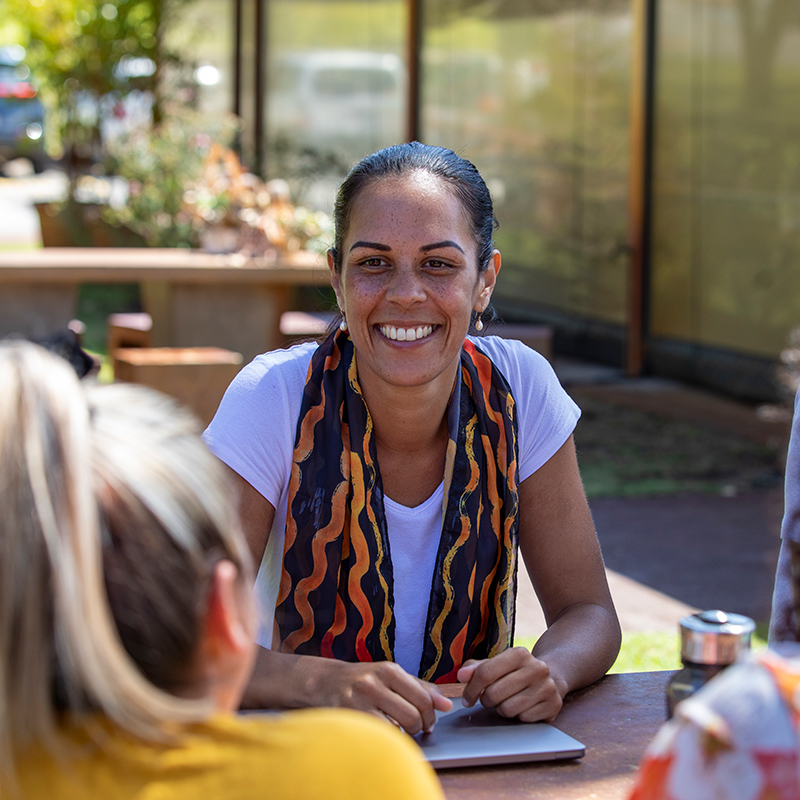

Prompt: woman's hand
[
  {"left": 306, "top": 659, "right": 454, "bottom": 734},
  {"left": 241, "top": 645, "right": 452, "bottom": 735},
  {"left": 457, "top": 648, "right": 564, "bottom": 722}
]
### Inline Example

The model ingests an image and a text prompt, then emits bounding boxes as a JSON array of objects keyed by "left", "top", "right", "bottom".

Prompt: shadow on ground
[{"left": 592, "top": 489, "right": 782, "bottom": 624}]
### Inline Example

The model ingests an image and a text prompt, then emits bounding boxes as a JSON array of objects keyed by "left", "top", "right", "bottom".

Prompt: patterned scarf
[{"left": 273, "top": 329, "right": 519, "bottom": 682}]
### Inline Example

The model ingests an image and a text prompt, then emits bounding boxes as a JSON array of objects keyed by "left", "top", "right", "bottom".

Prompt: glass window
[
  {"left": 650, "top": 0, "right": 800, "bottom": 359},
  {"left": 420, "top": 2, "right": 633, "bottom": 329},
  {"left": 264, "top": 0, "right": 407, "bottom": 211}
]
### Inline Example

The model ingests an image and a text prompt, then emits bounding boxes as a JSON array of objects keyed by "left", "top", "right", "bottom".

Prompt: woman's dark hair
[{"left": 329, "top": 142, "right": 498, "bottom": 275}]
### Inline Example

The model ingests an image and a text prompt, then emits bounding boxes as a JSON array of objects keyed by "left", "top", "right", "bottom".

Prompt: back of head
[{"left": 0, "top": 341, "right": 247, "bottom": 776}]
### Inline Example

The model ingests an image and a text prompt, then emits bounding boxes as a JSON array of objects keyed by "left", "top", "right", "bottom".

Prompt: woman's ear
[
  {"left": 476, "top": 249, "right": 501, "bottom": 311},
  {"left": 198, "top": 559, "right": 256, "bottom": 711},
  {"left": 328, "top": 249, "right": 344, "bottom": 311}
]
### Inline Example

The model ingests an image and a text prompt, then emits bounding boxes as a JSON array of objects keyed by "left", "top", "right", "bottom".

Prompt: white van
[{"left": 268, "top": 50, "right": 406, "bottom": 164}]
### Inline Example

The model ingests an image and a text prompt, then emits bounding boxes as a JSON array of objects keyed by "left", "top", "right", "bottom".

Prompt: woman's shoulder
[
  {"left": 212, "top": 710, "right": 445, "bottom": 799},
  {"left": 8, "top": 712, "right": 444, "bottom": 800},
  {"left": 470, "top": 333, "right": 551, "bottom": 372},
  {"left": 228, "top": 342, "right": 317, "bottom": 392},
  {"left": 205, "top": 342, "right": 316, "bottom": 435},
  {"left": 469, "top": 334, "right": 573, "bottom": 406}
]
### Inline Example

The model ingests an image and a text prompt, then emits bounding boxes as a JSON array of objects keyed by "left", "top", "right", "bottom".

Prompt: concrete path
[
  {"left": 0, "top": 167, "right": 66, "bottom": 248},
  {"left": 514, "top": 488, "right": 782, "bottom": 639}
]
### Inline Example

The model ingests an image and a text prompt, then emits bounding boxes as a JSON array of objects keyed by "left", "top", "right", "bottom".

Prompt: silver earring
[
  {"left": 475, "top": 317, "right": 484, "bottom": 332},
  {"left": 339, "top": 316, "right": 347, "bottom": 332}
]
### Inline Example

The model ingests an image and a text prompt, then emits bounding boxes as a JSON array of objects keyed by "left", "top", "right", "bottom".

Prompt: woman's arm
[
  {"left": 459, "top": 435, "right": 621, "bottom": 720},
  {"left": 231, "top": 467, "right": 452, "bottom": 732}
]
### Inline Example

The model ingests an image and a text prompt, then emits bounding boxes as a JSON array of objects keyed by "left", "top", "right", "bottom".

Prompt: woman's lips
[{"left": 377, "top": 324, "right": 435, "bottom": 342}]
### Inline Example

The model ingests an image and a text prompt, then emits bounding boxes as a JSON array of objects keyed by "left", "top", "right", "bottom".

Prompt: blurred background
[
  {"left": 3, "top": 0, "right": 800, "bottom": 402},
  {"left": 3, "top": 0, "right": 800, "bottom": 667}
]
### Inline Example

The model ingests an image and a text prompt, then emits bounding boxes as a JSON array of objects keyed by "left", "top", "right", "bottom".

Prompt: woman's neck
[{"left": 358, "top": 369, "right": 456, "bottom": 507}]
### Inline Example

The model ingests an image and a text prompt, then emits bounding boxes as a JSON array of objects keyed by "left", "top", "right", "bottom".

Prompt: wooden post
[
  {"left": 406, "top": 0, "right": 422, "bottom": 143},
  {"left": 626, "top": 0, "right": 657, "bottom": 376}
]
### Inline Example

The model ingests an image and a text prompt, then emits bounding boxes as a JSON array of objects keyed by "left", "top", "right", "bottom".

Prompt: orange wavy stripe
[
  {"left": 283, "top": 480, "right": 350, "bottom": 652},
  {"left": 276, "top": 395, "right": 327, "bottom": 609},
  {"left": 446, "top": 564, "right": 477, "bottom": 672}
]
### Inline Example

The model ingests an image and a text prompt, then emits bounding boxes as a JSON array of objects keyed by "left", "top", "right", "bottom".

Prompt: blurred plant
[
  {"left": 182, "top": 142, "right": 333, "bottom": 255},
  {"left": 102, "top": 109, "right": 332, "bottom": 253},
  {"left": 5, "top": 0, "right": 197, "bottom": 178},
  {"left": 100, "top": 105, "right": 238, "bottom": 247}
]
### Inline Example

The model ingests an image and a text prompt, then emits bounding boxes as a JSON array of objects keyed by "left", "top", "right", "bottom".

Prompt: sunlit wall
[
  {"left": 650, "top": 0, "right": 800, "bottom": 361},
  {"left": 420, "top": 2, "right": 633, "bottom": 333}
]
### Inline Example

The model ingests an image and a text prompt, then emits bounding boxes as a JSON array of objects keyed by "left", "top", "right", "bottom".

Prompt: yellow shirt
[{"left": 6, "top": 708, "right": 445, "bottom": 799}]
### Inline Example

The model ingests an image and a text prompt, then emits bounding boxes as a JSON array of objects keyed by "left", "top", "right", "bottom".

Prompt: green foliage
[
  {"left": 102, "top": 106, "right": 239, "bottom": 247},
  {"left": 75, "top": 283, "right": 141, "bottom": 354},
  {"left": 6, "top": 0, "right": 196, "bottom": 160}
]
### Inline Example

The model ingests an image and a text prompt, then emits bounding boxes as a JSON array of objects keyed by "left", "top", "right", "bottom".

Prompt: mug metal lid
[{"left": 679, "top": 609, "right": 756, "bottom": 665}]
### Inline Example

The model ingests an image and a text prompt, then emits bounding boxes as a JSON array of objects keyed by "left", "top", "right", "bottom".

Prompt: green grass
[
  {"left": 75, "top": 283, "right": 142, "bottom": 355},
  {"left": 516, "top": 625, "right": 768, "bottom": 674}
]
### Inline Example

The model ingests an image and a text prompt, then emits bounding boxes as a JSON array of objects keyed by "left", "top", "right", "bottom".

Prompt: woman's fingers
[
  {"left": 329, "top": 660, "right": 452, "bottom": 734},
  {"left": 458, "top": 648, "right": 563, "bottom": 721}
]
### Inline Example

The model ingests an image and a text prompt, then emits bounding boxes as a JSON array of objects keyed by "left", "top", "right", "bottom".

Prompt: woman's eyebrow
[
  {"left": 349, "top": 241, "right": 391, "bottom": 252},
  {"left": 420, "top": 240, "right": 465, "bottom": 254}
]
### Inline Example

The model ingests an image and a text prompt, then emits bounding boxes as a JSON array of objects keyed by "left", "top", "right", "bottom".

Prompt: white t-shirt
[{"left": 203, "top": 336, "right": 580, "bottom": 673}]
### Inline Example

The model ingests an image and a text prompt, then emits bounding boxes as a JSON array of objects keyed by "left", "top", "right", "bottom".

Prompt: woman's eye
[
  {"left": 426, "top": 259, "right": 449, "bottom": 270},
  {"left": 361, "top": 257, "right": 386, "bottom": 268}
]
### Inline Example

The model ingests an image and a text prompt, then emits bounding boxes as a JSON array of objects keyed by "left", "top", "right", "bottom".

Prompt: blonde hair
[{"left": 0, "top": 341, "right": 248, "bottom": 777}]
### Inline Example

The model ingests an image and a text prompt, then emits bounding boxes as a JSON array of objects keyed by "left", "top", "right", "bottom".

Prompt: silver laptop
[{"left": 411, "top": 703, "right": 585, "bottom": 769}]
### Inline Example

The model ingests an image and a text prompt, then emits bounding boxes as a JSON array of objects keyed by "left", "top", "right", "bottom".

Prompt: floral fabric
[{"left": 630, "top": 648, "right": 800, "bottom": 800}]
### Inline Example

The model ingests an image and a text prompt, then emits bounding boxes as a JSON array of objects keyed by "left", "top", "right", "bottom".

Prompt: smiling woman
[{"left": 203, "top": 142, "right": 621, "bottom": 732}]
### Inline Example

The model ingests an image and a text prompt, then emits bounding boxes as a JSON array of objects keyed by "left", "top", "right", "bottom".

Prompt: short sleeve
[
  {"left": 203, "top": 344, "right": 316, "bottom": 507},
  {"left": 470, "top": 336, "right": 581, "bottom": 483}
]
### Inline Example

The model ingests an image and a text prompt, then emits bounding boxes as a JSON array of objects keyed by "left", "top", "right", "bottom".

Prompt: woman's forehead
[{"left": 346, "top": 173, "right": 473, "bottom": 241}]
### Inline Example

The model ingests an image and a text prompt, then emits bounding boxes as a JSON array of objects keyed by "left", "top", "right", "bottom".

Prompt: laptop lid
[{"left": 411, "top": 703, "right": 585, "bottom": 769}]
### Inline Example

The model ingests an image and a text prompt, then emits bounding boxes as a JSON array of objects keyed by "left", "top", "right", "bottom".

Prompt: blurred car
[
  {"left": 268, "top": 50, "right": 405, "bottom": 164},
  {"left": 0, "top": 46, "right": 46, "bottom": 172}
]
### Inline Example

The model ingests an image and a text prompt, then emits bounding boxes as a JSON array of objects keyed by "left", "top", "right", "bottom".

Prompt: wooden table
[
  {"left": 0, "top": 247, "right": 331, "bottom": 361},
  {"left": 436, "top": 671, "right": 672, "bottom": 800}
]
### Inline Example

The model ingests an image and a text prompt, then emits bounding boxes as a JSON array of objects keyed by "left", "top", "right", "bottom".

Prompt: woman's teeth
[{"left": 379, "top": 325, "right": 434, "bottom": 342}]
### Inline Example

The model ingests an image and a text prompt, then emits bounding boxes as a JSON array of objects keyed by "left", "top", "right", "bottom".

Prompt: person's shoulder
[
  {"left": 469, "top": 334, "right": 566, "bottom": 400},
  {"left": 223, "top": 709, "right": 444, "bottom": 799},
  {"left": 471, "top": 334, "right": 551, "bottom": 370},
  {"left": 470, "top": 335, "right": 555, "bottom": 380},
  {"left": 231, "top": 342, "right": 317, "bottom": 390}
]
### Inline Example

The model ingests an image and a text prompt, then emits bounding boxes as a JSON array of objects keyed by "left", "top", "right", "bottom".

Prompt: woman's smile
[{"left": 377, "top": 324, "right": 436, "bottom": 342}]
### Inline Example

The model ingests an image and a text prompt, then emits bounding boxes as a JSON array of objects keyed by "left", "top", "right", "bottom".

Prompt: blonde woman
[{"left": 0, "top": 341, "right": 443, "bottom": 799}]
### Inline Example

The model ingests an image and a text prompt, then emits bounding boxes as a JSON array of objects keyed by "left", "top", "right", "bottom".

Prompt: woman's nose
[{"left": 385, "top": 266, "right": 426, "bottom": 306}]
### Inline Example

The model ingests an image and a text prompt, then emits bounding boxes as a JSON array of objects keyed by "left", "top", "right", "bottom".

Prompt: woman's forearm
[{"left": 531, "top": 601, "right": 621, "bottom": 699}]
